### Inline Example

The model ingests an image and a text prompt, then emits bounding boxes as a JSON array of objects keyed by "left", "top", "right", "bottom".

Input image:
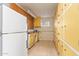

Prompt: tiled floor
[{"left": 28, "top": 40, "right": 58, "bottom": 56}]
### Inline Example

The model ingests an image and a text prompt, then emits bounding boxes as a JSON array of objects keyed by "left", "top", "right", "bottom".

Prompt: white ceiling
[{"left": 18, "top": 3, "right": 57, "bottom": 17}]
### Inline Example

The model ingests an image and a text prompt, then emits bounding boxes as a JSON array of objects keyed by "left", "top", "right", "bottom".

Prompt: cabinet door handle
[
  {"left": 64, "top": 49, "right": 66, "bottom": 51},
  {"left": 64, "top": 4, "right": 67, "bottom": 6},
  {"left": 58, "top": 21, "right": 60, "bottom": 24},
  {"left": 57, "top": 14, "right": 60, "bottom": 17},
  {"left": 57, "top": 33, "right": 60, "bottom": 35},
  {"left": 58, "top": 40, "right": 60, "bottom": 42},
  {"left": 61, "top": 45, "right": 63, "bottom": 47},
  {"left": 64, "top": 25, "right": 66, "bottom": 28}
]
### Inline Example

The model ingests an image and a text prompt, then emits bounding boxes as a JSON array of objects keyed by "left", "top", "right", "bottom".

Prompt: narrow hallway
[
  {"left": 28, "top": 40, "right": 58, "bottom": 56},
  {"left": 0, "top": 3, "right": 79, "bottom": 56}
]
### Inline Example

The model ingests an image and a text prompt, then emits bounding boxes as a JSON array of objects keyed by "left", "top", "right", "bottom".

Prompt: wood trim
[{"left": 9, "top": 3, "right": 32, "bottom": 17}]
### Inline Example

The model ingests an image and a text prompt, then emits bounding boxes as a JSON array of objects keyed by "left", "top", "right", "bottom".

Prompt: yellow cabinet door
[
  {"left": 54, "top": 18, "right": 63, "bottom": 54},
  {"left": 59, "top": 41, "right": 64, "bottom": 56},
  {"left": 33, "top": 32, "right": 38, "bottom": 44},
  {"left": 34, "top": 17, "right": 41, "bottom": 28},
  {"left": 56, "top": 18, "right": 63, "bottom": 40},
  {"left": 63, "top": 4, "right": 79, "bottom": 51},
  {"left": 55, "top": 14, "right": 63, "bottom": 39},
  {"left": 54, "top": 37, "right": 59, "bottom": 49},
  {"left": 28, "top": 33, "right": 36, "bottom": 48},
  {"left": 57, "top": 40, "right": 63, "bottom": 55},
  {"left": 28, "top": 33, "right": 34, "bottom": 48},
  {"left": 35, "top": 32, "right": 39, "bottom": 42},
  {"left": 57, "top": 4, "right": 63, "bottom": 17}
]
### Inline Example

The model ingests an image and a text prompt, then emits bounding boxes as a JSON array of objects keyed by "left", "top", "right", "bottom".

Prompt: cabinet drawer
[{"left": 34, "top": 17, "right": 41, "bottom": 28}]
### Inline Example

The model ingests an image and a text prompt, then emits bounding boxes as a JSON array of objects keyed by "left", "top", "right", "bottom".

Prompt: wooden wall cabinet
[{"left": 34, "top": 17, "right": 41, "bottom": 28}]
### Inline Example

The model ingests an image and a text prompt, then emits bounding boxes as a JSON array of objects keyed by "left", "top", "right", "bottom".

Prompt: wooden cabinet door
[{"left": 34, "top": 17, "right": 41, "bottom": 28}]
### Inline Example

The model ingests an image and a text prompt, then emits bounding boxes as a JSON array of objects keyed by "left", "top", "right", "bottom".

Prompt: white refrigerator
[
  {"left": 0, "top": 5, "right": 2, "bottom": 56},
  {"left": 2, "top": 5, "right": 27, "bottom": 56}
]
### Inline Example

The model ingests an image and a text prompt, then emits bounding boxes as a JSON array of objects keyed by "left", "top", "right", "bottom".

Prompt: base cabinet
[{"left": 28, "top": 32, "right": 39, "bottom": 49}]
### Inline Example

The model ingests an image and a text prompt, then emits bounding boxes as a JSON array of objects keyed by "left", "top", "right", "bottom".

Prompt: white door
[
  {"left": 2, "top": 5, "right": 27, "bottom": 33},
  {"left": 2, "top": 33, "right": 27, "bottom": 56}
]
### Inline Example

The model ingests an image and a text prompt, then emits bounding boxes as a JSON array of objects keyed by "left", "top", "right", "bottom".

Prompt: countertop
[{"left": 28, "top": 29, "right": 39, "bottom": 34}]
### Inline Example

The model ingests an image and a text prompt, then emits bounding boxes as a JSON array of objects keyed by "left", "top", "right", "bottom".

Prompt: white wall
[{"left": 39, "top": 17, "right": 54, "bottom": 40}]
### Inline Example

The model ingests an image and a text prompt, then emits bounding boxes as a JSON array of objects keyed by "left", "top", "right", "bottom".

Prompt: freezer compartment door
[
  {"left": 2, "top": 5, "right": 27, "bottom": 33},
  {"left": 2, "top": 33, "right": 27, "bottom": 56},
  {"left": 0, "top": 36, "right": 2, "bottom": 56}
]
